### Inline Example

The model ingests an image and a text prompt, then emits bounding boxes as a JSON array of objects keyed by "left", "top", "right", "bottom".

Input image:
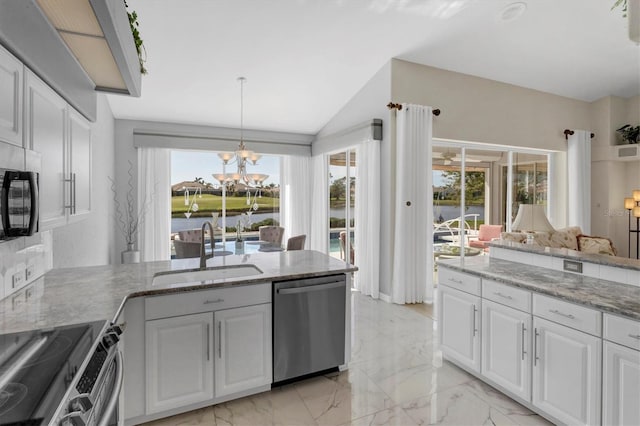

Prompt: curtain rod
[
  {"left": 564, "top": 129, "right": 595, "bottom": 140},
  {"left": 387, "top": 102, "right": 441, "bottom": 116}
]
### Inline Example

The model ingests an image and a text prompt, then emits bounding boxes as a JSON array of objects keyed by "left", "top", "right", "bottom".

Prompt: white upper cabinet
[
  {"left": 68, "top": 108, "right": 91, "bottom": 220},
  {"left": 25, "top": 69, "right": 67, "bottom": 229},
  {"left": 0, "top": 44, "right": 22, "bottom": 147},
  {"left": 25, "top": 69, "right": 91, "bottom": 229}
]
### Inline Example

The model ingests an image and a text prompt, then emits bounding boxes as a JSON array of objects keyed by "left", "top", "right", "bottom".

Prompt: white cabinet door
[
  {"left": 25, "top": 70, "right": 67, "bottom": 229},
  {"left": 438, "top": 285, "right": 481, "bottom": 372},
  {"left": 532, "top": 317, "right": 601, "bottom": 426},
  {"left": 67, "top": 109, "right": 91, "bottom": 219},
  {"left": 146, "top": 312, "right": 214, "bottom": 414},
  {"left": 603, "top": 341, "right": 640, "bottom": 426},
  {"left": 214, "top": 304, "right": 272, "bottom": 397},
  {"left": 0, "top": 45, "right": 22, "bottom": 147},
  {"left": 481, "top": 299, "right": 531, "bottom": 401}
]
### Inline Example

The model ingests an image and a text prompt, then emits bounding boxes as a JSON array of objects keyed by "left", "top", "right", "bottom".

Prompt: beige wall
[{"left": 390, "top": 59, "right": 592, "bottom": 151}]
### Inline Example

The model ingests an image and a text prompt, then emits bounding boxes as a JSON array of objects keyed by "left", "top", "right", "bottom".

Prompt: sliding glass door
[{"left": 328, "top": 150, "right": 356, "bottom": 263}]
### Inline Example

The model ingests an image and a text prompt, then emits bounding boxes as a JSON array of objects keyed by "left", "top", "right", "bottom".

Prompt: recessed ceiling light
[{"left": 499, "top": 2, "right": 527, "bottom": 22}]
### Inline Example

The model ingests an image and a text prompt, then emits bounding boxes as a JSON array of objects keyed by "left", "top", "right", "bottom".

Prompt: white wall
[{"left": 52, "top": 94, "right": 116, "bottom": 267}]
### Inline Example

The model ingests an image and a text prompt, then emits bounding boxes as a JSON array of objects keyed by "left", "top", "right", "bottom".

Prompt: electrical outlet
[
  {"left": 25, "top": 265, "right": 34, "bottom": 281},
  {"left": 12, "top": 271, "right": 24, "bottom": 289}
]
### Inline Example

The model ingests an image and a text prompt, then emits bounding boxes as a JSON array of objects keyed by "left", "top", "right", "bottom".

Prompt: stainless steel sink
[{"left": 153, "top": 264, "right": 263, "bottom": 285}]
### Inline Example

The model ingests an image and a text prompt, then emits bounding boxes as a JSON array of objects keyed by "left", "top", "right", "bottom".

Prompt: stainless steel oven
[{"left": 0, "top": 321, "right": 123, "bottom": 426}]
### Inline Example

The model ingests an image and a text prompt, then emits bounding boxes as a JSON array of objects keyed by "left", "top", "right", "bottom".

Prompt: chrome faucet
[{"left": 200, "top": 220, "right": 215, "bottom": 268}]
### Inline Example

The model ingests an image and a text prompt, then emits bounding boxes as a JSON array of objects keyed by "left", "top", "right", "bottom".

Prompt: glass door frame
[
  {"left": 327, "top": 147, "right": 356, "bottom": 263},
  {"left": 432, "top": 140, "right": 555, "bottom": 253}
]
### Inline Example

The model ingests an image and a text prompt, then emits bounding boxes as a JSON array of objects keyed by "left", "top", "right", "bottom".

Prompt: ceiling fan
[{"left": 436, "top": 150, "right": 482, "bottom": 165}]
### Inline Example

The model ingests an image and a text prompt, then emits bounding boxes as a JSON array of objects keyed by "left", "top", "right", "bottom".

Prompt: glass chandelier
[{"left": 213, "top": 77, "right": 268, "bottom": 188}]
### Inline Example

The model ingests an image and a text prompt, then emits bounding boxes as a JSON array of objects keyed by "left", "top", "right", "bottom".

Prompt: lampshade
[
  {"left": 625, "top": 197, "right": 635, "bottom": 210},
  {"left": 511, "top": 204, "right": 554, "bottom": 232},
  {"left": 634, "top": 190, "right": 640, "bottom": 202},
  {"left": 634, "top": 206, "right": 640, "bottom": 218},
  {"left": 218, "top": 152, "right": 234, "bottom": 164}
]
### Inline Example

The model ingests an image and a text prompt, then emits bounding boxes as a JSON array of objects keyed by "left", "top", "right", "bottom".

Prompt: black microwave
[{"left": 0, "top": 169, "right": 39, "bottom": 239}]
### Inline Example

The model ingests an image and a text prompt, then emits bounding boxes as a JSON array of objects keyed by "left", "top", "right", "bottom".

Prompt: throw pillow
[
  {"left": 501, "top": 232, "right": 525, "bottom": 243},
  {"left": 576, "top": 235, "right": 617, "bottom": 256},
  {"left": 550, "top": 227, "right": 581, "bottom": 250}
]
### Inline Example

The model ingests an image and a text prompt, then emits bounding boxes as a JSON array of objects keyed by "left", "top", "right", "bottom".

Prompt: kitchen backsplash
[{"left": 0, "top": 229, "right": 52, "bottom": 302}]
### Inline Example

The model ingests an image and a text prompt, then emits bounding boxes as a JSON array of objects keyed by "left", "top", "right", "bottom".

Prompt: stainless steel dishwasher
[{"left": 273, "top": 274, "right": 346, "bottom": 384}]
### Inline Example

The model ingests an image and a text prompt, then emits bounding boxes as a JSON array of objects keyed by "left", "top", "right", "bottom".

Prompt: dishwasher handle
[{"left": 277, "top": 281, "right": 344, "bottom": 295}]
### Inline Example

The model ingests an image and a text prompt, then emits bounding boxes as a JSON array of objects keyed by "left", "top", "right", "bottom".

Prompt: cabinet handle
[
  {"left": 493, "top": 292, "right": 513, "bottom": 300},
  {"left": 521, "top": 323, "right": 526, "bottom": 361},
  {"left": 534, "top": 328, "right": 539, "bottom": 366},
  {"left": 549, "top": 309, "right": 575, "bottom": 320},
  {"left": 206, "top": 323, "right": 210, "bottom": 361},
  {"left": 63, "top": 173, "right": 74, "bottom": 212},
  {"left": 204, "top": 299, "right": 224, "bottom": 305},
  {"left": 449, "top": 278, "right": 463, "bottom": 284},
  {"left": 472, "top": 305, "right": 477, "bottom": 336},
  {"left": 72, "top": 173, "right": 76, "bottom": 214},
  {"left": 629, "top": 334, "right": 640, "bottom": 340},
  {"left": 218, "top": 321, "right": 222, "bottom": 359}
]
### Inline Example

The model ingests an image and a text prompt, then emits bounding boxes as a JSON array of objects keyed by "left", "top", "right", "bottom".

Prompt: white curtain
[
  {"left": 567, "top": 130, "right": 591, "bottom": 234},
  {"left": 354, "top": 139, "right": 380, "bottom": 298},
  {"left": 309, "top": 154, "right": 329, "bottom": 253},
  {"left": 391, "top": 104, "right": 434, "bottom": 304},
  {"left": 280, "top": 155, "right": 312, "bottom": 244},
  {"left": 138, "top": 147, "right": 171, "bottom": 261}
]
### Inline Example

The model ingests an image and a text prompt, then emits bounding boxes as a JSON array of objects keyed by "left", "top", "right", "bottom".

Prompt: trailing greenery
[
  {"left": 124, "top": 1, "right": 147, "bottom": 74},
  {"left": 612, "top": 0, "right": 628, "bottom": 16}
]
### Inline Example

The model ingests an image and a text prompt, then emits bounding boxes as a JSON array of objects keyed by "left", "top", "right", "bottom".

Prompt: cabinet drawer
[
  {"left": 145, "top": 282, "right": 271, "bottom": 320},
  {"left": 604, "top": 313, "right": 640, "bottom": 351},
  {"left": 483, "top": 280, "right": 531, "bottom": 313},
  {"left": 533, "top": 294, "right": 601, "bottom": 336},
  {"left": 438, "top": 268, "right": 481, "bottom": 296}
]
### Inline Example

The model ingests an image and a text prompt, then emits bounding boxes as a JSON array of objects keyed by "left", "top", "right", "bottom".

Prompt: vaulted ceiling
[{"left": 106, "top": 0, "right": 640, "bottom": 135}]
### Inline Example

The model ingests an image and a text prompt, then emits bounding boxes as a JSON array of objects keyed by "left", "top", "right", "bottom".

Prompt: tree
[
  {"left": 330, "top": 177, "right": 346, "bottom": 200},
  {"left": 441, "top": 171, "right": 485, "bottom": 203}
]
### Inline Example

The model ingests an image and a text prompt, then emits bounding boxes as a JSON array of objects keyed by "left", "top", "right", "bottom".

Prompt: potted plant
[{"left": 616, "top": 124, "right": 640, "bottom": 144}]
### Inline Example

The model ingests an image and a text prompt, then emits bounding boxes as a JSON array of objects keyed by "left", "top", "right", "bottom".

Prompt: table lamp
[{"left": 511, "top": 205, "right": 554, "bottom": 243}]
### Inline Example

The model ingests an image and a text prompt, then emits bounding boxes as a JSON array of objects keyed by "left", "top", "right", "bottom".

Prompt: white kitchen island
[
  {"left": 0, "top": 250, "right": 357, "bottom": 425},
  {"left": 437, "top": 243, "right": 640, "bottom": 426}
]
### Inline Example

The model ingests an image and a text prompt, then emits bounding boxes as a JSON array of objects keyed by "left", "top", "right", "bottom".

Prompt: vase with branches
[{"left": 109, "top": 161, "right": 152, "bottom": 262}]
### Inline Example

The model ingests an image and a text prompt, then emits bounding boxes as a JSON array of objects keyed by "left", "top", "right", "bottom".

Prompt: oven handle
[{"left": 97, "top": 349, "right": 124, "bottom": 426}]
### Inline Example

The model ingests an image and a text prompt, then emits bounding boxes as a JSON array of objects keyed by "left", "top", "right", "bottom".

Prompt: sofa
[{"left": 501, "top": 226, "right": 618, "bottom": 256}]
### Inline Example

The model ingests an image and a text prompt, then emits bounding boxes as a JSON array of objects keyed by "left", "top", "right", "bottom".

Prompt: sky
[{"left": 171, "top": 150, "right": 281, "bottom": 187}]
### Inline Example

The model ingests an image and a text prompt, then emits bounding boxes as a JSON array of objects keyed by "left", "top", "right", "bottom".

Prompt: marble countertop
[
  {"left": 0, "top": 250, "right": 357, "bottom": 334},
  {"left": 438, "top": 256, "right": 640, "bottom": 320},
  {"left": 489, "top": 240, "right": 640, "bottom": 271}
]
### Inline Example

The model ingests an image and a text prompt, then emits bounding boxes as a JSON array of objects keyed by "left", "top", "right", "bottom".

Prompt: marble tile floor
[{"left": 140, "top": 292, "right": 552, "bottom": 426}]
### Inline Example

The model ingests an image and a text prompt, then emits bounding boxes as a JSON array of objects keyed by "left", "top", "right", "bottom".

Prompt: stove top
[{"left": 0, "top": 320, "right": 107, "bottom": 426}]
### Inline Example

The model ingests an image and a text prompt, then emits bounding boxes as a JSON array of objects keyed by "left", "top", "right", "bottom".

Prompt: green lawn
[{"left": 172, "top": 194, "right": 279, "bottom": 217}]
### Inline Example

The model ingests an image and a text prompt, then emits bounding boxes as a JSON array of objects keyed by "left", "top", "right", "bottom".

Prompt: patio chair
[
  {"left": 286, "top": 235, "right": 306, "bottom": 250},
  {"left": 468, "top": 224, "right": 503, "bottom": 251},
  {"left": 259, "top": 226, "right": 285, "bottom": 246},
  {"left": 178, "top": 229, "right": 202, "bottom": 243},
  {"left": 174, "top": 239, "right": 202, "bottom": 258}
]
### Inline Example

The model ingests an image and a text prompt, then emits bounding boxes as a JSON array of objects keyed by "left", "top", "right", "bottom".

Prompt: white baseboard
[{"left": 379, "top": 292, "right": 391, "bottom": 303}]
